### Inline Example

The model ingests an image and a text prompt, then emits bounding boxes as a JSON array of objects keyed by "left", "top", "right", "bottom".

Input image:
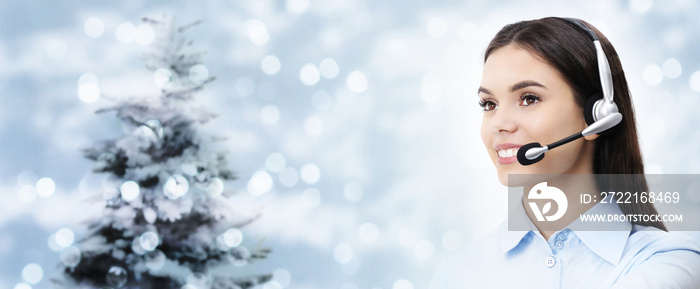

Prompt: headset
[{"left": 517, "top": 17, "right": 623, "bottom": 166}]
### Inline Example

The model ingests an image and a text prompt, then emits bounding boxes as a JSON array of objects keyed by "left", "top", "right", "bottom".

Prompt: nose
[{"left": 489, "top": 107, "right": 518, "bottom": 134}]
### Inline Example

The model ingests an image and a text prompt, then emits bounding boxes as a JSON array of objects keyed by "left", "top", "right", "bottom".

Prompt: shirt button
[
  {"left": 545, "top": 256, "right": 556, "bottom": 268},
  {"left": 556, "top": 233, "right": 566, "bottom": 241},
  {"left": 555, "top": 241, "right": 564, "bottom": 249}
]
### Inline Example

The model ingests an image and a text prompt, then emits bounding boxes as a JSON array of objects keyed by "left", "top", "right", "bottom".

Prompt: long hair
[{"left": 485, "top": 17, "right": 666, "bottom": 231}]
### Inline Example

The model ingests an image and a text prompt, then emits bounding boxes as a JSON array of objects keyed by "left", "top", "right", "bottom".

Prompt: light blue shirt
[{"left": 429, "top": 199, "right": 700, "bottom": 288}]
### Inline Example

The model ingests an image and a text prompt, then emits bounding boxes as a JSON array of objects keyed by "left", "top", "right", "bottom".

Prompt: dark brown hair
[{"left": 485, "top": 17, "right": 666, "bottom": 231}]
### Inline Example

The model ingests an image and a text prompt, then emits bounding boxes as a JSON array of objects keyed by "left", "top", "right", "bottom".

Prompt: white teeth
[{"left": 497, "top": 148, "right": 519, "bottom": 158}]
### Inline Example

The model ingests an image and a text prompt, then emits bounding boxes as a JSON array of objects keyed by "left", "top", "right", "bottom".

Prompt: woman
[{"left": 429, "top": 17, "right": 700, "bottom": 288}]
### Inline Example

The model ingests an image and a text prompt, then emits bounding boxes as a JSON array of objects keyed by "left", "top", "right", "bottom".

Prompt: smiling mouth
[{"left": 497, "top": 147, "right": 520, "bottom": 158}]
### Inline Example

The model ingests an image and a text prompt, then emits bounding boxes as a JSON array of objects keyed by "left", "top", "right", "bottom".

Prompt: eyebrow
[{"left": 478, "top": 80, "right": 547, "bottom": 95}]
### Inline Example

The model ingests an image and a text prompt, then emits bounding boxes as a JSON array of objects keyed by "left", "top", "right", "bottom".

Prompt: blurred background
[{"left": 2, "top": 0, "right": 700, "bottom": 288}]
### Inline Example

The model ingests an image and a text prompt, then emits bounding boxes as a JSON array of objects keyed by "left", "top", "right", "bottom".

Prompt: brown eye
[
  {"left": 520, "top": 94, "right": 540, "bottom": 106},
  {"left": 479, "top": 100, "right": 498, "bottom": 111}
]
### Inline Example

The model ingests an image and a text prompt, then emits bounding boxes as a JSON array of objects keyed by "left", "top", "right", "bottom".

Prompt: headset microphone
[
  {"left": 516, "top": 113, "right": 622, "bottom": 165},
  {"left": 516, "top": 17, "right": 623, "bottom": 166}
]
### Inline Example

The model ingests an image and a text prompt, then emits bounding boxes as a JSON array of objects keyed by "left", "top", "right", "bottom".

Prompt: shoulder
[
  {"left": 626, "top": 225, "right": 700, "bottom": 255},
  {"left": 613, "top": 226, "right": 700, "bottom": 289}
]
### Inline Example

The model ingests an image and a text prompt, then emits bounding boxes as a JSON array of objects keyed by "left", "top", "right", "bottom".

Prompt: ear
[{"left": 583, "top": 133, "right": 599, "bottom": 141}]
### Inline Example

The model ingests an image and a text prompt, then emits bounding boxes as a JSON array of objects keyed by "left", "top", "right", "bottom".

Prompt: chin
[{"left": 496, "top": 164, "right": 553, "bottom": 187}]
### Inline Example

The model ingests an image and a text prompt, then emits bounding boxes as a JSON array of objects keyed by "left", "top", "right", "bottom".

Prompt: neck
[{"left": 522, "top": 173, "right": 598, "bottom": 241}]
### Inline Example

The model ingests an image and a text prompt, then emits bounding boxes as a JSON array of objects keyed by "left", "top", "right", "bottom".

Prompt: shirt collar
[
  {"left": 499, "top": 197, "right": 632, "bottom": 266},
  {"left": 569, "top": 200, "right": 632, "bottom": 266},
  {"left": 499, "top": 196, "right": 537, "bottom": 254}
]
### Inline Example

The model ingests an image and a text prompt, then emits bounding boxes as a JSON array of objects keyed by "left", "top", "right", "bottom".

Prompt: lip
[
  {"left": 494, "top": 143, "right": 522, "bottom": 151},
  {"left": 494, "top": 143, "right": 522, "bottom": 165}
]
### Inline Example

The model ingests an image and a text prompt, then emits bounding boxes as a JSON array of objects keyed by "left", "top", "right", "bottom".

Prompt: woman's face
[{"left": 479, "top": 44, "right": 596, "bottom": 186}]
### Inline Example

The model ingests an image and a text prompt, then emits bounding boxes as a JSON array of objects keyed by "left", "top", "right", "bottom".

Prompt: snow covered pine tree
[{"left": 53, "top": 16, "right": 271, "bottom": 289}]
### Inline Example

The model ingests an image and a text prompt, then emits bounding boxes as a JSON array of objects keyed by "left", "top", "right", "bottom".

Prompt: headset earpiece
[{"left": 584, "top": 93, "right": 603, "bottom": 126}]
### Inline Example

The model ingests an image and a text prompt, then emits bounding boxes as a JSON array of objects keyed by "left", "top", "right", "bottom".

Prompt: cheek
[
  {"left": 527, "top": 104, "right": 585, "bottom": 144},
  {"left": 480, "top": 116, "right": 490, "bottom": 146},
  {"left": 480, "top": 124, "right": 487, "bottom": 143}
]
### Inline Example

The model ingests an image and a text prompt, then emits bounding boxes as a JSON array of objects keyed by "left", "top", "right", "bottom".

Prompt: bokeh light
[
  {"left": 134, "top": 24, "right": 155, "bottom": 45},
  {"left": 393, "top": 279, "right": 414, "bottom": 289},
  {"left": 273, "top": 268, "right": 292, "bottom": 288},
  {"left": 59, "top": 246, "right": 81, "bottom": 267},
  {"left": 200, "top": 177, "right": 224, "bottom": 197},
  {"left": 164, "top": 174, "right": 190, "bottom": 199},
  {"left": 628, "top": 0, "right": 652, "bottom": 14},
  {"left": 662, "top": 58, "right": 682, "bottom": 79},
  {"left": 144, "top": 207, "right": 158, "bottom": 224},
  {"left": 286, "top": 0, "right": 309, "bottom": 14},
  {"left": 261, "top": 55, "right": 281, "bottom": 75},
  {"left": 299, "top": 164, "right": 320, "bottom": 184},
  {"left": 47, "top": 234, "right": 62, "bottom": 251},
  {"left": 263, "top": 280, "right": 284, "bottom": 289},
  {"left": 14, "top": 283, "right": 31, "bottom": 289},
  {"left": 319, "top": 58, "right": 339, "bottom": 79},
  {"left": 78, "top": 83, "right": 100, "bottom": 103},
  {"left": 358, "top": 223, "right": 379, "bottom": 243},
  {"left": 35, "top": 177, "right": 55, "bottom": 198},
  {"left": 246, "top": 19, "right": 269, "bottom": 45},
  {"left": 55, "top": 228, "right": 75, "bottom": 248},
  {"left": 189, "top": 64, "right": 209, "bottom": 84},
  {"left": 278, "top": 167, "right": 299, "bottom": 187},
  {"left": 139, "top": 231, "right": 160, "bottom": 251},
  {"left": 223, "top": 228, "right": 244, "bottom": 248},
  {"left": 21, "top": 263, "right": 43, "bottom": 285},
  {"left": 132, "top": 238, "right": 146, "bottom": 255},
  {"left": 303, "top": 116, "right": 323, "bottom": 136},
  {"left": 333, "top": 243, "right": 353, "bottom": 264},
  {"left": 228, "top": 246, "right": 251, "bottom": 267},
  {"left": 145, "top": 249, "right": 166, "bottom": 270},
  {"left": 181, "top": 163, "right": 198, "bottom": 176},
  {"left": 261, "top": 105, "right": 280, "bottom": 124},
  {"left": 120, "top": 181, "right": 140, "bottom": 201},
  {"left": 18, "top": 185, "right": 37, "bottom": 203},
  {"left": 235, "top": 77, "right": 255, "bottom": 97},
  {"left": 153, "top": 68, "right": 174, "bottom": 88},
  {"left": 346, "top": 71, "right": 368, "bottom": 93},
  {"left": 301, "top": 188, "right": 321, "bottom": 208},
  {"left": 248, "top": 171, "right": 273, "bottom": 196},
  {"left": 266, "top": 153, "right": 286, "bottom": 173},
  {"left": 115, "top": 22, "right": 136, "bottom": 43},
  {"left": 689, "top": 71, "right": 700, "bottom": 93},
  {"left": 84, "top": 17, "right": 105, "bottom": 38},
  {"left": 413, "top": 239, "right": 434, "bottom": 259},
  {"left": 300, "top": 64, "right": 320, "bottom": 86},
  {"left": 106, "top": 266, "right": 127, "bottom": 287}
]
